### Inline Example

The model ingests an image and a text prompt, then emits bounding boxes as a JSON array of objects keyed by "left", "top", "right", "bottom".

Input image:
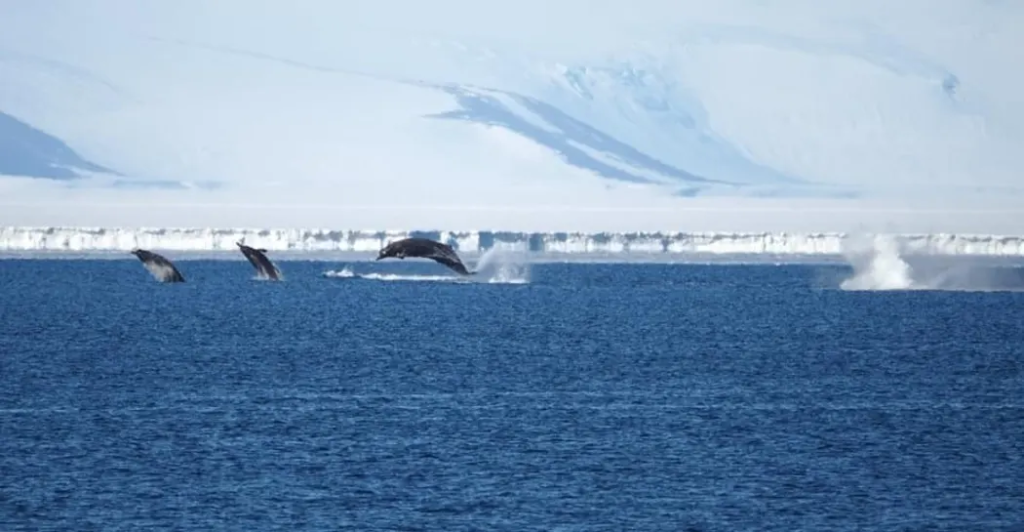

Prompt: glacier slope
[
  {"left": 0, "top": 28, "right": 797, "bottom": 198},
  {"left": 0, "top": 0, "right": 1022, "bottom": 230},
  {"left": 0, "top": 111, "right": 116, "bottom": 180}
]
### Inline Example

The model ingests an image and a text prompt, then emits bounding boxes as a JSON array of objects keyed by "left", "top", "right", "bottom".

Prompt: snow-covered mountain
[{"left": 0, "top": 0, "right": 1022, "bottom": 232}]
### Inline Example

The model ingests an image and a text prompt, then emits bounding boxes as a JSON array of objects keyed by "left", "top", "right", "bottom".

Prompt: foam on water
[{"left": 322, "top": 268, "right": 469, "bottom": 283}]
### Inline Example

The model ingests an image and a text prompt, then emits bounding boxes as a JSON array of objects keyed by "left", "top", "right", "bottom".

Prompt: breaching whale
[
  {"left": 131, "top": 249, "right": 185, "bottom": 283},
  {"left": 236, "top": 241, "right": 282, "bottom": 280},
  {"left": 376, "top": 237, "right": 474, "bottom": 276}
]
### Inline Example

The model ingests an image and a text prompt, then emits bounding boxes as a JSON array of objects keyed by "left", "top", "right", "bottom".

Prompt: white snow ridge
[{"left": 1, "top": 227, "right": 1023, "bottom": 258}]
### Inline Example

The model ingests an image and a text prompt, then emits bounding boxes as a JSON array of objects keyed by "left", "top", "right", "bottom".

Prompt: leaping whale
[
  {"left": 236, "top": 241, "right": 282, "bottom": 280},
  {"left": 376, "top": 237, "right": 474, "bottom": 276},
  {"left": 131, "top": 249, "right": 185, "bottom": 283}
]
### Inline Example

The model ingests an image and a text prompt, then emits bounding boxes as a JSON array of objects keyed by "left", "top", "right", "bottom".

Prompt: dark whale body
[
  {"left": 236, "top": 241, "right": 282, "bottom": 280},
  {"left": 131, "top": 249, "right": 185, "bottom": 283},
  {"left": 376, "top": 237, "right": 473, "bottom": 276}
]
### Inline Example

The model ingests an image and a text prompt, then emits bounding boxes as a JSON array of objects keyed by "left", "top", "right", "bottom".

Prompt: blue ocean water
[{"left": 1, "top": 257, "right": 1022, "bottom": 531}]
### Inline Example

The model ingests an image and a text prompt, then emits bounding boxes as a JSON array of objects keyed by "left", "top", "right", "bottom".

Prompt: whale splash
[
  {"left": 322, "top": 245, "right": 530, "bottom": 284},
  {"left": 840, "top": 234, "right": 916, "bottom": 290},
  {"left": 839, "top": 234, "right": 1024, "bottom": 292},
  {"left": 470, "top": 244, "right": 531, "bottom": 284}
]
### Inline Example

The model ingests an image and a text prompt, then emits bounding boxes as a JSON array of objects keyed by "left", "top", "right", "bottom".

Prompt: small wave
[
  {"left": 321, "top": 267, "right": 525, "bottom": 284},
  {"left": 322, "top": 267, "right": 357, "bottom": 279}
]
